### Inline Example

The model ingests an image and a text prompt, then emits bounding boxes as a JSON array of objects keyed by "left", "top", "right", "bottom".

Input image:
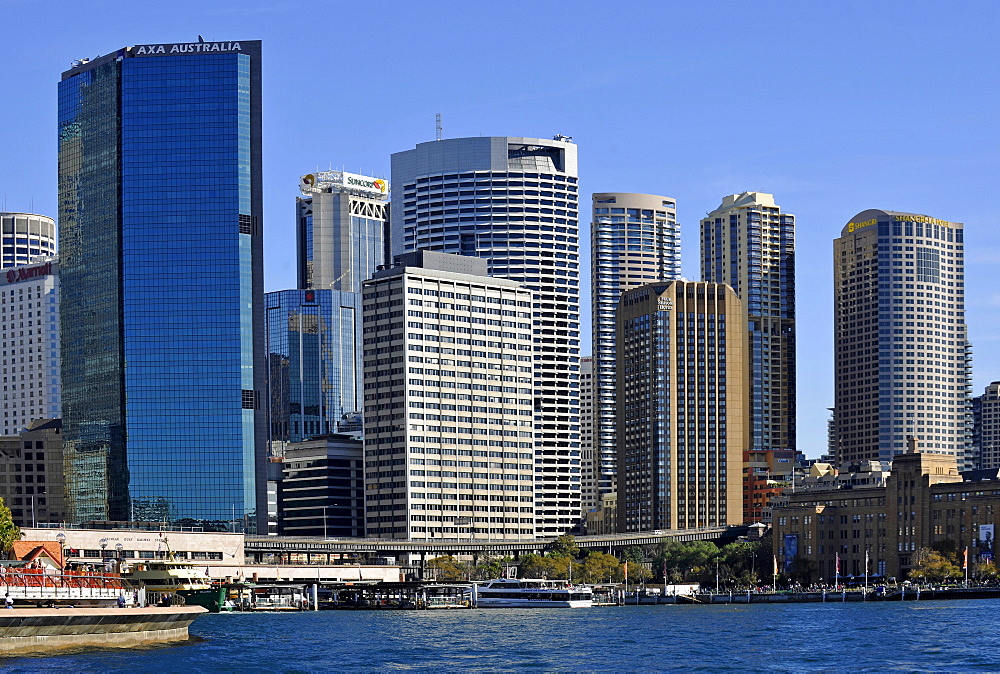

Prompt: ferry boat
[
  {"left": 125, "top": 558, "right": 212, "bottom": 594},
  {"left": 473, "top": 578, "right": 593, "bottom": 608}
]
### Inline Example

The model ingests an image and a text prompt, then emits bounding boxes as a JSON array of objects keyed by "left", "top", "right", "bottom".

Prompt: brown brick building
[{"left": 773, "top": 450, "right": 1000, "bottom": 581}]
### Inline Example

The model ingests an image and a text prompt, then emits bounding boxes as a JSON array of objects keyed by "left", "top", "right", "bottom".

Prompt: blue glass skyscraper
[
  {"left": 58, "top": 39, "right": 265, "bottom": 530},
  {"left": 265, "top": 289, "right": 363, "bottom": 448}
]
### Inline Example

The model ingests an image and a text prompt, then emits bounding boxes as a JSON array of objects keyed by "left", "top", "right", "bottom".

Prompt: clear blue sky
[{"left": 1, "top": 0, "right": 998, "bottom": 457}]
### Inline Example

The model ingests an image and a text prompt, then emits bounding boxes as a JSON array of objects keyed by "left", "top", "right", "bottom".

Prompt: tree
[
  {"left": 0, "top": 497, "right": 21, "bottom": 558},
  {"left": 516, "top": 553, "right": 549, "bottom": 579},
  {"left": 426, "top": 555, "right": 469, "bottom": 581},
  {"left": 786, "top": 556, "right": 818, "bottom": 585},
  {"left": 910, "top": 548, "right": 961, "bottom": 583},
  {"left": 652, "top": 540, "right": 719, "bottom": 583},
  {"left": 580, "top": 552, "right": 622, "bottom": 584},
  {"left": 547, "top": 534, "right": 580, "bottom": 558},
  {"left": 473, "top": 555, "right": 513, "bottom": 581}
]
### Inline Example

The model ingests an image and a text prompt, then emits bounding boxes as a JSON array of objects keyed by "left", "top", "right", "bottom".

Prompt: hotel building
[
  {"left": 58, "top": 40, "right": 265, "bottom": 528},
  {"left": 616, "top": 281, "right": 747, "bottom": 532},
  {"left": 592, "top": 193, "right": 680, "bottom": 500},
  {"left": 362, "top": 251, "right": 535, "bottom": 540},
  {"left": 391, "top": 136, "right": 581, "bottom": 535},
  {"left": 0, "top": 259, "right": 60, "bottom": 434},
  {"left": 700, "top": 192, "right": 795, "bottom": 454},
  {"left": 833, "top": 210, "right": 970, "bottom": 469},
  {"left": 0, "top": 214, "right": 57, "bottom": 268}
]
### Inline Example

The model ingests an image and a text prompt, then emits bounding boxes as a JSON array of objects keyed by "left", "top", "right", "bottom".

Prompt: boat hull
[{"left": 477, "top": 599, "right": 593, "bottom": 608}]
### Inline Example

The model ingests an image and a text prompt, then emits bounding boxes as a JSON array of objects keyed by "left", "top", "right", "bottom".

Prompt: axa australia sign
[{"left": 133, "top": 42, "right": 245, "bottom": 56}]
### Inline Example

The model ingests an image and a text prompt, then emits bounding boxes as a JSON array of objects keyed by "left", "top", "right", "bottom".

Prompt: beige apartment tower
[
  {"left": 700, "top": 192, "right": 795, "bottom": 454},
  {"left": 361, "top": 251, "right": 536, "bottom": 540},
  {"left": 833, "top": 210, "right": 970, "bottom": 468},
  {"left": 579, "top": 356, "right": 597, "bottom": 516},
  {"left": 616, "top": 281, "right": 747, "bottom": 532}
]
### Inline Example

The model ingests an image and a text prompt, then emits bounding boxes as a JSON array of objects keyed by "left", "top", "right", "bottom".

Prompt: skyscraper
[
  {"left": 833, "top": 210, "right": 969, "bottom": 468},
  {"left": 616, "top": 281, "right": 746, "bottom": 532},
  {"left": 592, "top": 193, "right": 680, "bottom": 500},
  {"left": 0, "top": 259, "right": 60, "bottom": 435},
  {"left": 0, "top": 213, "right": 57, "bottom": 268},
  {"left": 971, "top": 382, "right": 1000, "bottom": 469},
  {"left": 579, "top": 356, "right": 597, "bottom": 516},
  {"left": 265, "top": 289, "right": 363, "bottom": 452},
  {"left": 391, "top": 136, "right": 580, "bottom": 535},
  {"left": 362, "top": 251, "right": 535, "bottom": 540},
  {"left": 700, "top": 192, "right": 795, "bottom": 454},
  {"left": 58, "top": 39, "right": 265, "bottom": 529},
  {"left": 296, "top": 171, "right": 389, "bottom": 293}
]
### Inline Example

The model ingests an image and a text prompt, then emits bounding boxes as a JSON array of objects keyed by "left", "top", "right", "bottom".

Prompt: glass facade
[
  {"left": 58, "top": 42, "right": 264, "bottom": 529},
  {"left": 266, "top": 289, "right": 363, "bottom": 448}
]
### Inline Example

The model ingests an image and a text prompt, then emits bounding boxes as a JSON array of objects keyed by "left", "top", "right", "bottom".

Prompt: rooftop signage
[
  {"left": 133, "top": 42, "right": 243, "bottom": 56},
  {"left": 300, "top": 171, "right": 389, "bottom": 199},
  {"left": 847, "top": 218, "right": 876, "bottom": 233},
  {"left": 5, "top": 261, "right": 52, "bottom": 284},
  {"left": 894, "top": 214, "right": 951, "bottom": 228}
]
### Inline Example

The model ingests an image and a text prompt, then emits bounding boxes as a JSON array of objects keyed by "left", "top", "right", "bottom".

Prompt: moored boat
[{"left": 473, "top": 578, "right": 593, "bottom": 608}]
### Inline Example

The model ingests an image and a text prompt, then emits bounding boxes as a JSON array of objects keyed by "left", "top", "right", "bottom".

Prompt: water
[{"left": 5, "top": 600, "right": 1000, "bottom": 672}]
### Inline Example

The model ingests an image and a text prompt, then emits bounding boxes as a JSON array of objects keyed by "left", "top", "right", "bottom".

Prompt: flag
[
  {"left": 773, "top": 555, "right": 778, "bottom": 576},
  {"left": 835, "top": 553, "right": 840, "bottom": 574},
  {"left": 865, "top": 549, "right": 869, "bottom": 574},
  {"left": 964, "top": 547, "right": 969, "bottom": 570}
]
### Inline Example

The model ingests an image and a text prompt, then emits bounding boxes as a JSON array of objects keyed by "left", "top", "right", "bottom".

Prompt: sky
[{"left": 1, "top": 0, "right": 998, "bottom": 458}]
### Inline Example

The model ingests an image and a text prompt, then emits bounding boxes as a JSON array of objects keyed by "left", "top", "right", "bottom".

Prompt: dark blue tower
[{"left": 58, "top": 39, "right": 265, "bottom": 530}]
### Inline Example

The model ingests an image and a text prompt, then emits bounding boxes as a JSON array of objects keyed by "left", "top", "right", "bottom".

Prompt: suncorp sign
[{"left": 343, "top": 172, "right": 388, "bottom": 197}]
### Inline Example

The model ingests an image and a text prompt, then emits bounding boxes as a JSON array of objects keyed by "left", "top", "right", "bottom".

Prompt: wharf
[
  {"left": 627, "top": 586, "right": 1000, "bottom": 605},
  {"left": 0, "top": 606, "right": 207, "bottom": 656}
]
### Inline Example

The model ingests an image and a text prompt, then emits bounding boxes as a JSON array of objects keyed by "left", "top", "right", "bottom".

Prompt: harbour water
[{"left": 5, "top": 600, "right": 1000, "bottom": 671}]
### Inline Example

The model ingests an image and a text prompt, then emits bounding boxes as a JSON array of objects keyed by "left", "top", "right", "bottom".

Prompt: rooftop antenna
[{"left": 435, "top": 113, "right": 443, "bottom": 141}]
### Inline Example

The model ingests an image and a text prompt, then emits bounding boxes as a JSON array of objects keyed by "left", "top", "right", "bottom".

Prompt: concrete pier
[{"left": 0, "top": 606, "right": 207, "bottom": 656}]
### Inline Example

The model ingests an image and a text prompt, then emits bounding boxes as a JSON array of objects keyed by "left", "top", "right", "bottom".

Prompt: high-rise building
[
  {"left": 296, "top": 171, "right": 389, "bottom": 293},
  {"left": 0, "top": 419, "right": 65, "bottom": 527},
  {"left": 265, "top": 289, "right": 363, "bottom": 453},
  {"left": 58, "top": 39, "right": 265, "bottom": 529},
  {"left": 0, "top": 214, "right": 57, "bottom": 268},
  {"left": 361, "top": 251, "right": 535, "bottom": 540},
  {"left": 616, "top": 281, "right": 746, "bottom": 532},
  {"left": 701, "top": 192, "right": 795, "bottom": 454},
  {"left": 0, "top": 259, "right": 60, "bottom": 435},
  {"left": 833, "top": 210, "right": 970, "bottom": 468},
  {"left": 974, "top": 382, "right": 1000, "bottom": 470},
  {"left": 579, "top": 356, "right": 597, "bottom": 516},
  {"left": 592, "top": 193, "right": 680, "bottom": 500},
  {"left": 391, "top": 136, "right": 581, "bottom": 535}
]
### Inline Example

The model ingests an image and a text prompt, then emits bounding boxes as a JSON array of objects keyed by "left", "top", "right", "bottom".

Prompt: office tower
[
  {"left": 592, "top": 193, "right": 680, "bottom": 501},
  {"left": 0, "top": 419, "right": 65, "bottom": 527},
  {"left": 579, "top": 356, "right": 597, "bottom": 516},
  {"left": 265, "top": 289, "right": 363, "bottom": 453},
  {"left": 362, "top": 251, "right": 535, "bottom": 540},
  {"left": 701, "top": 192, "right": 795, "bottom": 454},
  {"left": 0, "top": 259, "right": 60, "bottom": 434},
  {"left": 297, "top": 171, "right": 389, "bottom": 293},
  {"left": 391, "top": 136, "right": 580, "bottom": 535},
  {"left": 616, "top": 281, "right": 746, "bottom": 532},
  {"left": 276, "top": 434, "right": 365, "bottom": 537},
  {"left": 58, "top": 39, "right": 265, "bottom": 529},
  {"left": 0, "top": 214, "right": 57, "bottom": 268},
  {"left": 974, "top": 382, "right": 1000, "bottom": 469},
  {"left": 833, "top": 210, "right": 969, "bottom": 468}
]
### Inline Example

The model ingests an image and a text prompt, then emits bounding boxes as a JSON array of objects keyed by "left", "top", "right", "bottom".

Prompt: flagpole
[
  {"left": 835, "top": 552, "right": 839, "bottom": 590},
  {"left": 865, "top": 549, "right": 869, "bottom": 592},
  {"left": 964, "top": 546, "right": 969, "bottom": 587}
]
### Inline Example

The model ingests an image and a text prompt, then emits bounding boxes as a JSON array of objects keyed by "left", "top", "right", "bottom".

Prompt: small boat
[{"left": 473, "top": 578, "right": 593, "bottom": 608}]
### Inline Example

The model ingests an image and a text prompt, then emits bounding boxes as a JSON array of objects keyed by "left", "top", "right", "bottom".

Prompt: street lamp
[
  {"left": 55, "top": 532, "right": 66, "bottom": 574},
  {"left": 115, "top": 543, "right": 124, "bottom": 573}
]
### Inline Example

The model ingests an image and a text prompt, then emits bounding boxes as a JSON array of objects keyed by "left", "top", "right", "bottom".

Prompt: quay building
[{"left": 772, "top": 445, "right": 1000, "bottom": 582}]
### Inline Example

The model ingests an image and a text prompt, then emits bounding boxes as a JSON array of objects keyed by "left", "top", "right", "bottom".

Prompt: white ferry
[
  {"left": 473, "top": 578, "right": 593, "bottom": 608},
  {"left": 125, "top": 559, "right": 212, "bottom": 593}
]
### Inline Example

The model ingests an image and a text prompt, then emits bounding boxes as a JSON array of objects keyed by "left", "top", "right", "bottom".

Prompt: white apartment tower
[
  {"left": 362, "top": 251, "right": 535, "bottom": 540},
  {"left": 834, "top": 210, "right": 970, "bottom": 468},
  {"left": 0, "top": 259, "right": 60, "bottom": 434},
  {"left": 592, "top": 193, "right": 681, "bottom": 501},
  {"left": 391, "top": 136, "right": 581, "bottom": 535}
]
